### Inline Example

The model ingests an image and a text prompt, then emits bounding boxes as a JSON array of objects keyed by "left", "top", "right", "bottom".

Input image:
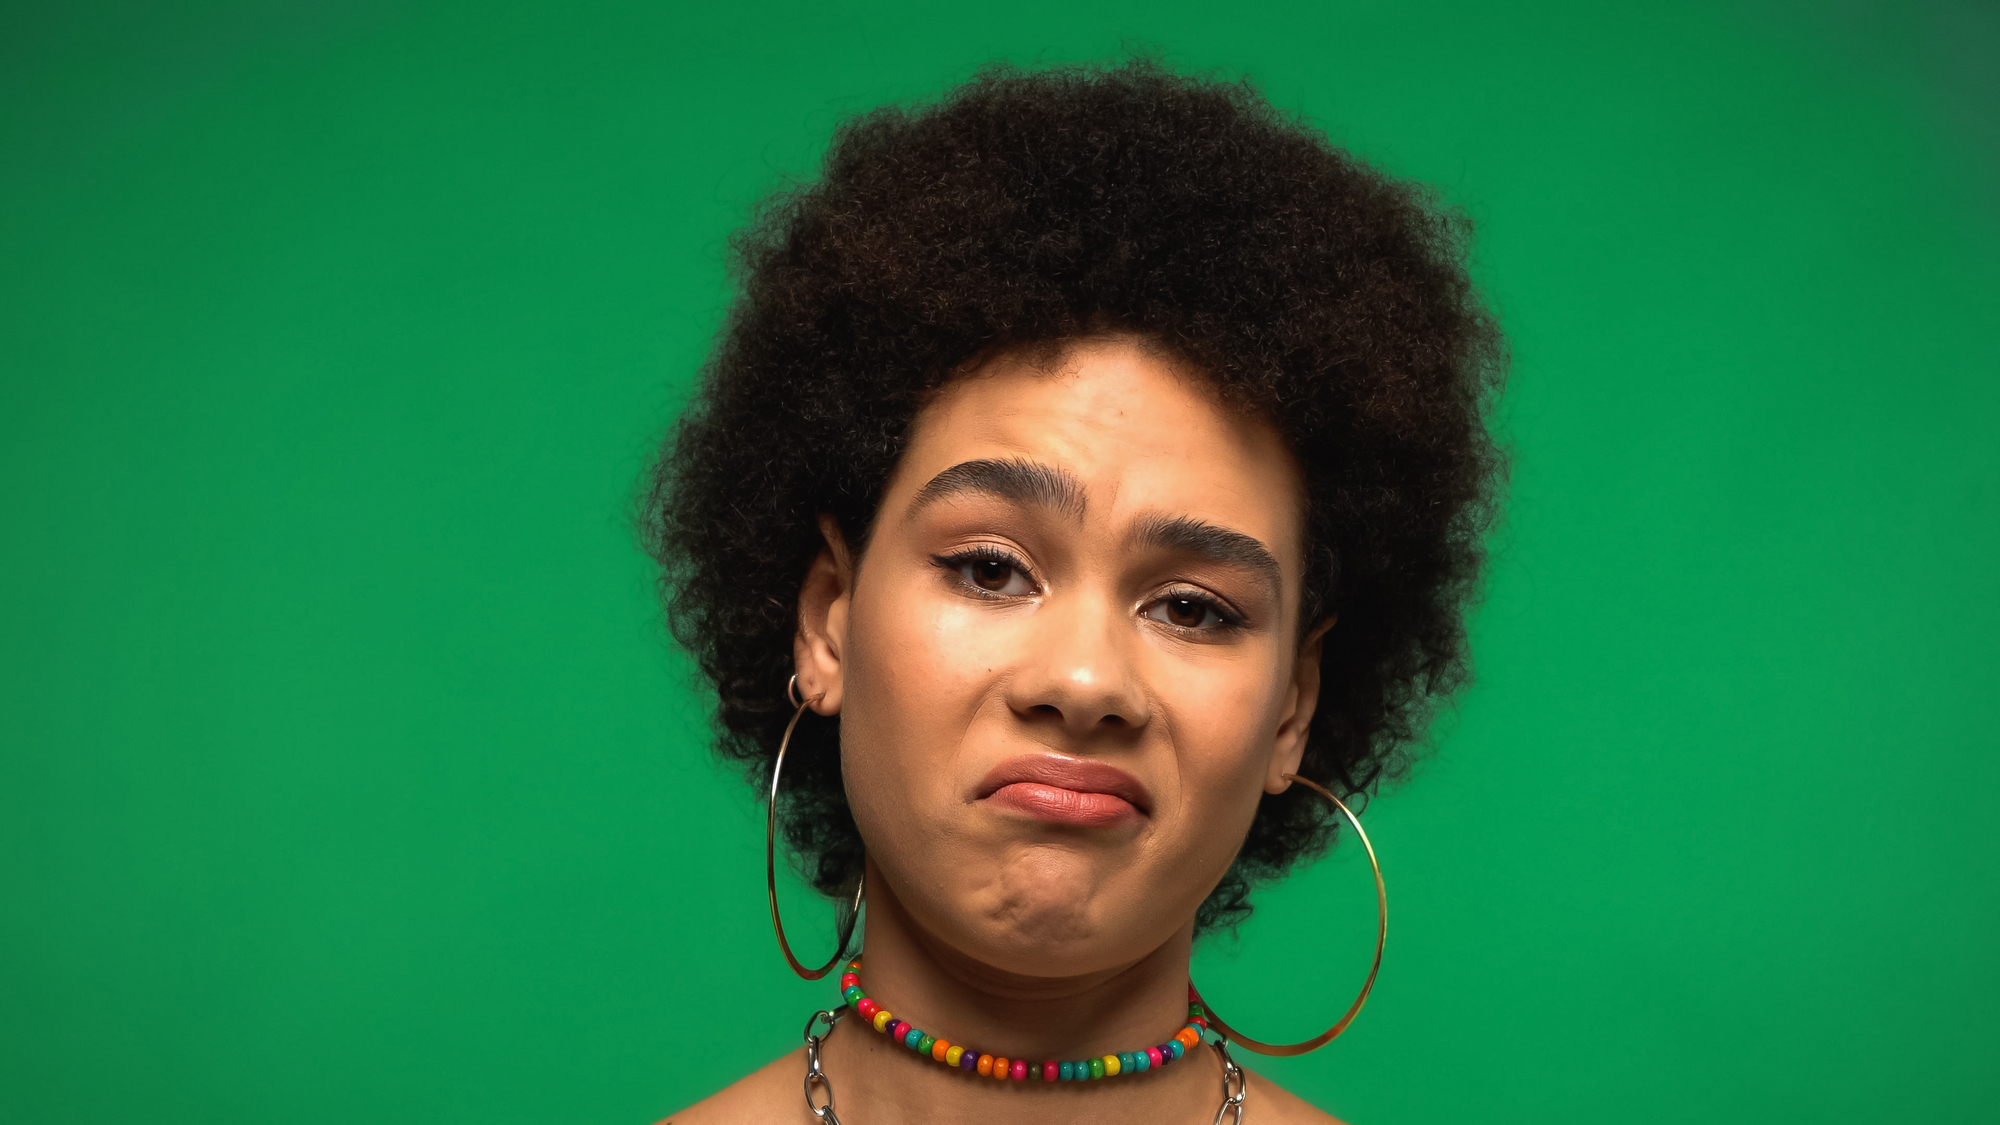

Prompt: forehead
[{"left": 886, "top": 340, "right": 1306, "bottom": 568}]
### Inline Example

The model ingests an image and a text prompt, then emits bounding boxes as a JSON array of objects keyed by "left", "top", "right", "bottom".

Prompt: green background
[{"left": 4, "top": 1, "right": 1996, "bottom": 1121}]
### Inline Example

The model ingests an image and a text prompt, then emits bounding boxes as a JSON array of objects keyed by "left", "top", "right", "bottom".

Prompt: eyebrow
[
  {"left": 907, "top": 458, "right": 1087, "bottom": 520},
  {"left": 1129, "top": 514, "right": 1284, "bottom": 601}
]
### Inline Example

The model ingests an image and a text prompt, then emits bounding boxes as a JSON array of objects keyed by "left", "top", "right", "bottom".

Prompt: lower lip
[{"left": 983, "top": 782, "right": 1142, "bottom": 827}]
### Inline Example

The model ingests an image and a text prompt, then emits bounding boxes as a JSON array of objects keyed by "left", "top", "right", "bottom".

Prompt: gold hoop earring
[
  {"left": 1192, "top": 773, "right": 1387, "bottom": 1056},
  {"left": 767, "top": 674, "right": 864, "bottom": 981}
]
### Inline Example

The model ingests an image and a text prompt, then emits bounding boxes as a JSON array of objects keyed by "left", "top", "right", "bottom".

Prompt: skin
[{"left": 668, "top": 338, "right": 1340, "bottom": 1124}]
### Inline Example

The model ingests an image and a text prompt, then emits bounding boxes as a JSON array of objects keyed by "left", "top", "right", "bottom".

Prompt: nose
[{"left": 1004, "top": 590, "right": 1152, "bottom": 737}]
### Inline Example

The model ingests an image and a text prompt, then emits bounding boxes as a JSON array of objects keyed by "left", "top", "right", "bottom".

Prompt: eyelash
[
  {"left": 1151, "top": 585, "right": 1247, "bottom": 633},
  {"left": 929, "top": 547, "right": 1246, "bottom": 632},
  {"left": 931, "top": 546, "right": 1039, "bottom": 597}
]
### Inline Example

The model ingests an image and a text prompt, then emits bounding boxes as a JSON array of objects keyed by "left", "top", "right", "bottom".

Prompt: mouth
[{"left": 974, "top": 754, "right": 1152, "bottom": 828}]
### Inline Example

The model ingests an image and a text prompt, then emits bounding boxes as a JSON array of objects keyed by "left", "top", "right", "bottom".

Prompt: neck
[{"left": 816, "top": 856, "right": 1220, "bottom": 1125}]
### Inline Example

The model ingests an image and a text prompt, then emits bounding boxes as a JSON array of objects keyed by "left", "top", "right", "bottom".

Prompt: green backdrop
[{"left": 4, "top": 1, "right": 1996, "bottom": 1122}]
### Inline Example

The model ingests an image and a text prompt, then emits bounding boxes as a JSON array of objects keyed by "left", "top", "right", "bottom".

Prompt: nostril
[{"left": 1029, "top": 704, "right": 1062, "bottom": 717}]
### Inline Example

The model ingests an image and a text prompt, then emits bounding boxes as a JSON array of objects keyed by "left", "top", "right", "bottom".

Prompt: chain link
[
  {"left": 799, "top": 1004, "right": 1247, "bottom": 1123},
  {"left": 1211, "top": 1037, "right": 1247, "bottom": 1125},
  {"left": 802, "top": 1006, "right": 847, "bottom": 1125}
]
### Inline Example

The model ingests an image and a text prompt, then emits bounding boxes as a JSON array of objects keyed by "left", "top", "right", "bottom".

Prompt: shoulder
[
  {"left": 657, "top": 1049, "right": 1342, "bottom": 1125},
  {"left": 1243, "top": 1064, "right": 1348, "bottom": 1125},
  {"left": 655, "top": 1048, "right": 812, "bottom": 1125}
]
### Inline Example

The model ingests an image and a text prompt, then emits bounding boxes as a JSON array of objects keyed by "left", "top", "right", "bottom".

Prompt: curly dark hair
[{"left": 644, "top": 58, "right": 1505, "bottom": 935}]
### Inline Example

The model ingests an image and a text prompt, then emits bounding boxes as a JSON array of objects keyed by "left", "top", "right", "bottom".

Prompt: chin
[{"left": 956, "top": 847, "right": 1140, "bottom": 975}]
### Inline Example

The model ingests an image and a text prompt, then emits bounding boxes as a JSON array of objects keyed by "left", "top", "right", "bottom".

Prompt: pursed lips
[{"left": 974, "top": 754, "right": 1151, "bottom": 828}]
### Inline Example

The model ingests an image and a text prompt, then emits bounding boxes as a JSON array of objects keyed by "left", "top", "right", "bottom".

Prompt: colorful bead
[{"left": 838, "top": 963, "right": 1198, "bottom": 1083}]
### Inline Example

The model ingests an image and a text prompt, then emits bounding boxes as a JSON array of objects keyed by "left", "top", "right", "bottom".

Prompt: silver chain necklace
[{"left": 801, "top": 1007, "right": 1248, "bottom": 1125}]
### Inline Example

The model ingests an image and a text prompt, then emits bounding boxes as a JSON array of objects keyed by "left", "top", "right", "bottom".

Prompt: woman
[{"left": 647, "top": 60, "right": 1504, "bottom": 1124}]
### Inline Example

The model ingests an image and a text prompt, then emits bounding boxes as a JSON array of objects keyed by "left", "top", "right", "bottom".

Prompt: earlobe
[
  {"left": 1265, "top": 616, "right": 1337, "bottom": 795},
  {"left": 792, "top": 515, "right": 854, "bottom": 716}
]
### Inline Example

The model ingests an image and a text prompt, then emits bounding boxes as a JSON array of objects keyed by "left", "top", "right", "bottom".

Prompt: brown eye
[
  {"left": 946, "top": 554, "right": 1035, "bottom": 596},
  {"left": 1164, "top": 598, "right": 1208, "bottom": 628},
  {"left": 971, "top": 559, "right": 1014, "bottom": 591},
  {"left": 1143, "top": 593, "right": 1231, "bottom": 631}
]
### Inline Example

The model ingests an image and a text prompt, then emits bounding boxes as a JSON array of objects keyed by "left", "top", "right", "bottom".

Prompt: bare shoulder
[
  {"left": 656, "top": 1048, "right": 812, "bottom": 1125},
  {"left": 1243, "top": 1065, "right": 1347, "bottom": 1125},
  {"left": 657, "top": 1049, "right": 1337, "bottom": 1125}
]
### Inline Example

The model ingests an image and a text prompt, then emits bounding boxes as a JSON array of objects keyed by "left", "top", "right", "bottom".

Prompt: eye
[
  {"left": 934, "top": 550, "right": 1038, "bottom": 597},
  {"left": 965, "top": 558, "right": 1029, "bottom": 593},
  {"left": 1142, "top": 592, "right": 1237, "bottom": 632}
]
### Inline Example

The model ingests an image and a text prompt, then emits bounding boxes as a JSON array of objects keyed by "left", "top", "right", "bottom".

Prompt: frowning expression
[{"left": 794, "top": 338, "right": 1328, "bottom": 977}]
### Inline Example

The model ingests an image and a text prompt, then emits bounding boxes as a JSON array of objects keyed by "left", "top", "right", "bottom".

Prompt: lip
[{"left": 974, "top": 755, "right": 1152, "bottom": 828}]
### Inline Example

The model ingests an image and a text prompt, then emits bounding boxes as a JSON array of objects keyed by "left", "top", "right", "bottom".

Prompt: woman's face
[{"left": 795, "top": 338, "right": 1327, "bottom": 978}]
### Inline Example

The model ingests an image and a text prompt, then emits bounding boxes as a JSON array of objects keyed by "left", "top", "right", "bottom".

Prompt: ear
[
  {"left": 793, "top": 515, "right": 855, "bottom": 716},
  {"left": 1265, "top": 616, "right": 1336, "bottom": 795}
]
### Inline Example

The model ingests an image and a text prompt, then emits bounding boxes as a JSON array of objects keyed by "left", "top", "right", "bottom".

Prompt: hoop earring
[
  {"left": 768, "top": 674, "right": 865, "bottom": 981},
  {"left": 1192, "top": 773, "right": 1387, "bottom": 1057}
]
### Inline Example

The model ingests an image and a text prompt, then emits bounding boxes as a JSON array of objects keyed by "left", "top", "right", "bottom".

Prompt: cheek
[
  {"left": 847, "top": 593, "right": 1009, "bottom": 732},
  {"left": 1151, "top": 651, "right": 1291, "bottom": 838},
  {"left": 836, "top": 590, "right": 1005, "bottom": 833}
]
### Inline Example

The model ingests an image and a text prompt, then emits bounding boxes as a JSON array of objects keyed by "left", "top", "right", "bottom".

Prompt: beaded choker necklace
[{"left": 836, "top": 958, "right": 1210, "bottom": 1083}]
